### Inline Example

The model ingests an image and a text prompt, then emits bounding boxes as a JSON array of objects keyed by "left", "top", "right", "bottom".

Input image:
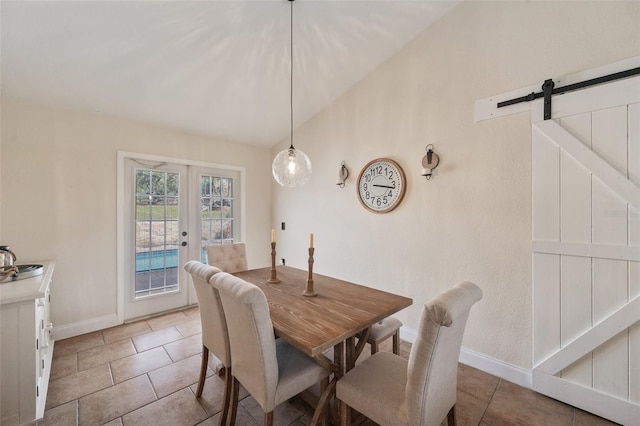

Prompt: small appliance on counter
[{"left": 0, "top": 246, "right": 44, "bottom": 282}]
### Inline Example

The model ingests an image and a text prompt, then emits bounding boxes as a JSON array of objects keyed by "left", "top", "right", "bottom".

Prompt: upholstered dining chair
[
  {"left": 360, "top": 316, "right": 403, "bottom": 355},
  {"left": 210, "top": 271, "right": 332, "bottom": 426},
  {"left": 206, "top": 242, "right": 247, "bottom": 273},
  {"left": 336, "top": 281, "right": 483, "bottom": 426},
  {"left": 183, "top": 261, "right": 233, "bottom": 426}
]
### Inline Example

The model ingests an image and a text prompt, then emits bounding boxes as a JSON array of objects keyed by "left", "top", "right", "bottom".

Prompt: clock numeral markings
[{"left": 359, "top": 160, "right": 404, "bottom": 211}]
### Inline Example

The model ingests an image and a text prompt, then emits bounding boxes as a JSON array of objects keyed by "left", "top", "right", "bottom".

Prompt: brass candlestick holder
[
  {"left": 267, "top": 242, "right": 280, "bottom": 283},
  {"left": 302, "top": 247, "right": 317, "bottom": 297}
]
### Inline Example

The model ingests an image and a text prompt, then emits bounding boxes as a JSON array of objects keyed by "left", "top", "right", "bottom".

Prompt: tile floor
[{"left": 41, "top": 307, "right": 618, "bottom": 426}]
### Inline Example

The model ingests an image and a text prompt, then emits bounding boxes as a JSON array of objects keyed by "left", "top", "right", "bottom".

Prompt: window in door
[
  {"left": 200, "top": 175, "right": 236, "bottom": 261},
  {"left": 135, "top": 169, "right": 181, "bottom": 297}
]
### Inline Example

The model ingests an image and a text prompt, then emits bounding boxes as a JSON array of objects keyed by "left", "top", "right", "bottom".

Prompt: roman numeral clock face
[{"left": 357, "top": 158, "right": 406, "bottom": 213}]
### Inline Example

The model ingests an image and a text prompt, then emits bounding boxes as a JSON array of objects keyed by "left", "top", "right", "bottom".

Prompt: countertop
[{"left": 0, "top": 261, "right": 55, "bottom": 305}]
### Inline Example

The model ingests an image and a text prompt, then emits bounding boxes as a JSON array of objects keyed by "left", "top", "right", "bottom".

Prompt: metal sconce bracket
[
  {"left": 421, "top": 145, "right": 440, "bottom": 180},
  {"left": 336, "top": 161, "right": 349, "bottom": 188}
]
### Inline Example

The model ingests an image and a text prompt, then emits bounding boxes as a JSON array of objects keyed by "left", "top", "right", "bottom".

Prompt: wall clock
[{"left": 357, "top": 158, "right": 406, "bottom": 213}]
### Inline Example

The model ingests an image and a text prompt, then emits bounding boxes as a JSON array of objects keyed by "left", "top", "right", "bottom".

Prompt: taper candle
[
  {"left": 271, "top": 229, "right": 275, "bottom": 243},
  {"left": 310, "top": 233, "right": 314, "bottom": 248}
]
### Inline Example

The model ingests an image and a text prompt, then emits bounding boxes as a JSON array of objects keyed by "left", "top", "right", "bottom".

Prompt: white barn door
[{"left": 532, "top": 75, "right": 640, "bottom": 425}]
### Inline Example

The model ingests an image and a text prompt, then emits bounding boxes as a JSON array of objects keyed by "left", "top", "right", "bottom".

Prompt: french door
[{"left": 120, "top": 155, "right": 242, "bottom": 321}]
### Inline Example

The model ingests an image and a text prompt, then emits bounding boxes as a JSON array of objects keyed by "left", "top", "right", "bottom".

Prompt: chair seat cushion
[
  {"left": 367, "top": 317, "right": 402, "bottom": 343},
  {"left": 274, "top": 338, "right": 331, "bottom": 408},
  {"left": 337, "top": 352, "right": 408, "bottom": 426}
]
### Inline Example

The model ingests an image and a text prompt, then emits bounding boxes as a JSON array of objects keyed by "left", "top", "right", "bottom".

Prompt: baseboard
[
  {"left": 459, "top": 347, "right": 533, "bottom": 389},
  {"left": 400, "top": 326, "right": 533, "bottom": 389},
  {"left": 51, "top": 314, "right": 119, "bottom": 341}
]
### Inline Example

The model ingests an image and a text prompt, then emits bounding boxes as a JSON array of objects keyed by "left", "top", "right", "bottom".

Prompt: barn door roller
[{"left": 497, "top": 67, "right": 640, "bottom": 120}]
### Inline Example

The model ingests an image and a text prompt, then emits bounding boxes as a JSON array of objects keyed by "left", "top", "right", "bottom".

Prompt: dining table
[{"left": 232, "top": 265, "right": 413, "bottom": 424}]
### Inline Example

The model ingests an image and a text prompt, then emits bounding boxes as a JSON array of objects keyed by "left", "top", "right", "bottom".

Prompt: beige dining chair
[
  {"left": 336, "top": 281, "right": 483, "bottom": 426},
  {"left": 183, "top": 261, "right": 233, "bottom": 426},
  {"left": 210, "top": 271, "right": 332, "bottom": 426},
  {"left": 206, "top": 242, "right": 247, "bottom": 273},
  {"left": 360, "top": 316, "right": 403, "bottom": 355}
]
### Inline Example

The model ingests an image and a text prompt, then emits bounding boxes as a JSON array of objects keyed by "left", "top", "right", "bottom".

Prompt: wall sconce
[
  {"left": 421, "top": 144, "right": 440, "bottom": 180},
  {"left": 336, "top": 161, "right": 349, "bottom": 188}
]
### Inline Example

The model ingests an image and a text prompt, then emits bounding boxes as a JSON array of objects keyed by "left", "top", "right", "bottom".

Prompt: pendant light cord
[{"left": 289, "top": 0, "right": 294, "bottom": 150}]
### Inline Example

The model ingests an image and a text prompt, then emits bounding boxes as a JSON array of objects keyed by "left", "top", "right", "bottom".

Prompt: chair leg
[
  {"left": 219, "top": 366, "right": 233, "bottom": 426},
  {"left": 264, "top": 411, "right": 274, "bottom": 426},
  {"left": 196, "top": 345, "right": 209, "bottom": 397},
  {"left": 370, "top": 341, "right": 379, "bottom": 355},
  {"left": 447, "top": 405, "right": 456, "bottom": 426},
  {"left": 340, "top": 399, "right": 351, "bottom": 426},
  {"left": 228, "top": 377, "right": 240, "bottom": 426},
  {"left": 392, "top": 330, "right": 400, "bottom": 355}
]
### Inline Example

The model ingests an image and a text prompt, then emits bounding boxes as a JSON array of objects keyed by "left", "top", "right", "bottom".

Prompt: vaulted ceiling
[{"left": 1, "top": 0, "right": 459, "bottom": 147}]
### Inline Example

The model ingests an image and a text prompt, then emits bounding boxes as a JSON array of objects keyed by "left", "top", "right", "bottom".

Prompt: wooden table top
[{"left": 232, "top": 266, "right": 413, "bottom": 357}]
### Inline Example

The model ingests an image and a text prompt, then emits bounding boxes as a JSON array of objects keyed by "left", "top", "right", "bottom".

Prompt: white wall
[
  {"left": 271, "top": 1, "right": 640, "bottom": 370},
  {"left": 1, "top": 97, "right": 272, "bottom": 331}
]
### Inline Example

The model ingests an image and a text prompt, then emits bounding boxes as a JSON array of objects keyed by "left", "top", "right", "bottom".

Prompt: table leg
[
  {"left": 333, "top": 341, "right": 345, "bottom": 424},
  {"left": 353, "top": 327, "right": 370, "bottom": 362},
  {"left": 345, "top": 336, "right": 356, "bottom": 371}
]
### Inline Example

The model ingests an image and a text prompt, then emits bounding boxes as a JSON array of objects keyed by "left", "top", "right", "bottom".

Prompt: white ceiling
[{"left": 1, "top": 0, "right": 459, "bottom": 147}]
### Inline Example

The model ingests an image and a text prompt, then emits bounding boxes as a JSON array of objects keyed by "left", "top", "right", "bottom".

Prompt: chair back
[
  {"left": 184, "top": 261, "right": 230, "bottom": 366},
  {"left": 206, "top": 243, "right": 247, "bottom": 273},
  {"left": 210, "top": 272, "right": 279, "bottom": 409},
  {"left": 405, "top": 281, "right": 482, "bottom": 426}
]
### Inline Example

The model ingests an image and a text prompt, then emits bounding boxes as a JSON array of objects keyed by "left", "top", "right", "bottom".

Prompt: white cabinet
[{"left": 0, "top": 262, "right": 55, "bottom": 426}]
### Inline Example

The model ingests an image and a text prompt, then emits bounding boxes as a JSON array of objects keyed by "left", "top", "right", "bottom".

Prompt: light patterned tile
[
  {"left": 131, "top": 326, "right": 183, "bottom": 352},
  {"left": 183, "top": 306, "right": 201, "bottom": 320},
  {"left": 78, "top": 338, "right": 136, "bottom": 371},
  {"left": 201, "top": 402, "right": 259, "bottom": 426},
  {"left": 148, "top": 354, "right": 206, "bottom": 398},
  {"left": 164, "top": 333, "right": 202, "bottom": 362},
  {"left": 457, "top": 363, "right": 499, "bottom": 403},
  {"left": 46, "top": 364, "right": 112, "bottom": 409},
  {"left": 101, "top": 419, "right": 123, "bottom": 426},
  {"left": 482, "top": 380, "right": 573, "bottom": 426},
  {"left": 110, "top": 346, "right": 172, "bottom": 384},
  {"left": 54, "top": 331, "right": 104, "bottom": 358},
  {"left": 574, "top": 408, "right": 619, "bottom": 425},
  {"left": 196, "top": 417, "right": 218, "bottom": 426},
  {"left": 455, "top": 388, "right": 488, "bottom": 426},
  {"left": 49, "top": 353, "right": 77, "bottom": 381},
  {"left": 175, "top": 317, "right": 202, "bottom": 337},
  {"left": 241, "top": 394, "right": 306, "bottom": 426},
  {"left": 146, "top": 311, "right": 189, "bottom": 331},
  {"left": 121, "top": 388, "right": 208, "bottom": 426},
  {"left": 190, "top": 372, "right": 248, "bottom": 416},
  {"left": 103, "top": 321, "right": 151, "bottom": 344},
  {"left": 78, "top": 375, "right": 156, "bottom": 426},
  {"left": 39, "top": 400, "right": 78, "bottom": 426}
]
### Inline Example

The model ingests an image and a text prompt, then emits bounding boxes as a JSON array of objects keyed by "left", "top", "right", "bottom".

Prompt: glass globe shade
[{"left": 272, "top": 147, "right": 312, "bottom": 187}]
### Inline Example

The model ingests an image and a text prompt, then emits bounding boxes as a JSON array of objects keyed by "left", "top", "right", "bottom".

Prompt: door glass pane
[
  {"left": 200, "top": 174, "right": 236, "bottom": 262},
  {"left": 135, "top": 170, "right": 180, "bottom": 298}
]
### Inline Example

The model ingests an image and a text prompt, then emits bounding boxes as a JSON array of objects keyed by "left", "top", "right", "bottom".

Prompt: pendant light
[{"left": 272, "top": 0, "right": 312, "bottom": 187}]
